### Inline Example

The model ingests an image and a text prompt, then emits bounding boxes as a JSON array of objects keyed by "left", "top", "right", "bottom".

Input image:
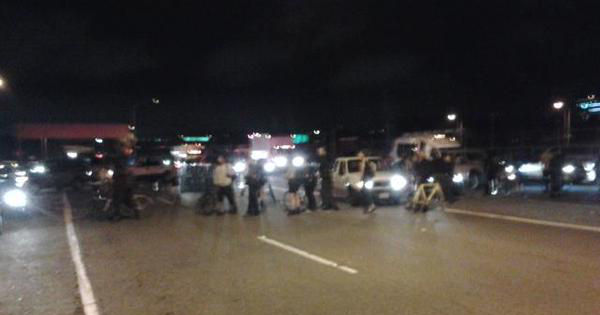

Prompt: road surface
[{"left": 1, "top": 185, "right": 600, "bottom": 314}]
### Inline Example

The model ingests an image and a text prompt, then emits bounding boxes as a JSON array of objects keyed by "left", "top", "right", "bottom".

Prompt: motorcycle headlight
[
  {"left": 390, "top": 175, "right": 407, "bottom": 191},
  {"left": 263, "top": 161, "right": 276, "bottom": 173},
  {"left": 562, "top": 164, "right": 575, "bottom": 174},
  {"left": 452, "top": 173, "right": 464, "bottom": 183},
  {"left": 3, "top": 189, "right": 27, "bottom": 208},
  {"left": 233, "top": 161, "right": 247, "bottom": 173},
  {"left": 504, "top": 165, "right": 515, "bottom": 173}
]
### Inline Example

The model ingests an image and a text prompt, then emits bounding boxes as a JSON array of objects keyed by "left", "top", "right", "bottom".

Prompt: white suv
[{"left": 331, "top": 157, "right": 410, "bottom": 205}]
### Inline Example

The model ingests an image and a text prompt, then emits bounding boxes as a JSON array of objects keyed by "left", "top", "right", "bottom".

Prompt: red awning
[{"left": 15, "top": 124, "right": 131, "bottom": 140}]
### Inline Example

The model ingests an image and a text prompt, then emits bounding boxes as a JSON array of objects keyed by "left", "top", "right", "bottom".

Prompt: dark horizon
[{"left": 2, "top": 1, "right": 600, "bottom": 138}]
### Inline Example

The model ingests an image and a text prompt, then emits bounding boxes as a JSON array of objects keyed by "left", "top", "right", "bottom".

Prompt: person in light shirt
[{"left": 212, "top": 155, "right": 238, "bottom": 215}]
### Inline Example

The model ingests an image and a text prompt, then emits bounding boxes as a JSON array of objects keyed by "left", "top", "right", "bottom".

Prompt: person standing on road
[
  {"left": 358, "top": 151, "right": 376, "bottom": 214},
  {"left": 244, "top": 164, "right": 262, "bottom": 216},
  {"left": 303, "top": 164, "right": 318, "bottom": 211},
  {"left": 318, "top": 147, "right": 338, "bottom": 210},
  {"left": 213, "top": 155, "right": 238, "bottom": 215}
]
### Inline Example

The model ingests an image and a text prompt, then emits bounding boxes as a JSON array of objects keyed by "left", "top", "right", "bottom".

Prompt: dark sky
[{"left": 2, "top": 1, "right": 600, "bottom": 136}]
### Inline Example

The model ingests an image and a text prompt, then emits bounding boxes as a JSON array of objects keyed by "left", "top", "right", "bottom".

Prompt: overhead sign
[
  {"left": 182, "top": 136, "right": 211, "bottom": 142},
  {"left": 291, "top": 134, "right": 309, "bottom": 144},
  {"left": 577, "top": 100, "right": 600, "bottom": 113}
]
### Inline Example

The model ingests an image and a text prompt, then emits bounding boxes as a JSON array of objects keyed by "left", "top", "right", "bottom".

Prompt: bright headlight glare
[
  {"left": 519, "top": 163, "right": 543, "bottom": 174},
  {"left": 233, "top": 161, "right": 247, "bottom": 173},
  {"left": 504, "top": 165, "right": 515, "bottom": 173},
  {"left": 292, "top": 156, "right": 305, "bottom": 167},
  {"left": 273, "top": 156, "right": 288, "bottom": 168},
  {"left": 390, "top": 175, "right": 407, "bottom": 191},
  {"left": 263, "top": 161, "right": 276, "bottom": 173},
  {"left": 562, "top": 164, "right": 575, "bottom": 174},
  {"left": 584, "top": 162, "right": 596, "bottom": 172},
  {"left": 162, "top": 159, "right": 172, "bottom": 166},
  {"left": 586, "top": 170, "right": 596, "bottom": 182},
  {"left": 507, "top": 173, "right": 517, "bottom": 181},
  {"left": 355, "top": 181, "right": 364, "bottom": 189},
  {"left": 15, "top": 171, "right": 26, "bottom": 177},
  {"left": 107, "top": 169, "right": 114, "bottom": 177},
  {"left": 3, "top": 189, "right": 27, "bottom": 208},
  {"left": 364, "top": 180, "right": 374, "bottom": 190},
  {"left": 452, "top": 173, "right": 464, "bottom": 183},
  {"left": 427, "top": 177, "right": 435, "bottom": 183},
  {"left": 30, "top": 165, "right": 46, "bottom": 174}
]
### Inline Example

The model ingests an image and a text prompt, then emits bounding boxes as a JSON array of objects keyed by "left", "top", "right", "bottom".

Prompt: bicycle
[{"left": 89, "top": 182, "right": 154, "bottom": 220}]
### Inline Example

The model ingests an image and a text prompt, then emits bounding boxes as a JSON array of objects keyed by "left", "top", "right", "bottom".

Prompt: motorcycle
[{"left": 488, "top": 162, "right": 519, "bottom": 196}]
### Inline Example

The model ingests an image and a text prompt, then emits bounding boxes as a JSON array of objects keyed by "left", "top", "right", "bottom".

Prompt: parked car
[
  {"left": 331, "top": 156, "right": 410, "bottom": 205},
  {"left": 129, "top": 155, "right": 177, "bottom": 184}
]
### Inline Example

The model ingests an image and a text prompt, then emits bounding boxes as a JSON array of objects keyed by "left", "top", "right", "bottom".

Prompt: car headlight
[
  {"left": 364, "top": 180, "right": 374, "bottom": 190},
  {"left": 427, "top": 176, "right": 435, "bottom": 183},
  {"left": 15, "top": 176, "right": 28, "bottom": 187},
  {"left": 233, "top": 161, "right": 247, "bottom": 173},
  {"left": 452, "top": 173, "right": 464, "bottom": 183},
  {"left": 30, "top": 165, "right": 46, "bottom": 174},
  {"left": 507, "top": 173, "right": 517, "bottom": 181},
  {"left": 292, "top": 156, "right": 305, "bottom": 167},
  {"left": 273, "top": 156, "right": 288, "bottom": 168},
  {"left": 162, "top": 159, "right": 172, "bottom": 166},
  {"left": 518, "top": 163, "right": 543, "bottom": 174},
  {"left": 107, "top": 169, "right": 114, "bottom": 178},
  {"left": 390, "top": 175, "right": 408, "bottom": 191},
  {"left": 263, "top": 161, "right": 276, "bottom": 173},
  {"left": 562, "top": 164, "right": 575, "bottom": 174},
  {"left": 3, "top": 189, "right": 27, "bottom": 208},
  {"left": 14, "top": 170, "right": 27, "bottom": 177},
  {"left": 586, "top": 170, "right": 596, "bottom": 182},
  {"left": 584, "top": 162, "right": 596, "bottom": 172},
  {"left": 504, "top": 165, "right": 515, "bottom": 173},
  {"left": 355, "top": 181, "right": 364, "bottom": 189},
  {"left": 85, "top": 170, "right": 93, "bottom": 177}
]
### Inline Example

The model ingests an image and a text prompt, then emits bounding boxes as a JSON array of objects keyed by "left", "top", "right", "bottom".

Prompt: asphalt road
[{"left": 1, "top": 185, "right": 600, "bottom": 315}]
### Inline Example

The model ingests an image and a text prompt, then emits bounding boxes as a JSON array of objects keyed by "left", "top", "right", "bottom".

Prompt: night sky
[{"left": 2, "top": 1, "right": 600, "bottom": 138}]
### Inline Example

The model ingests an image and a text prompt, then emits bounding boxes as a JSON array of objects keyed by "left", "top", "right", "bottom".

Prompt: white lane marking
[
  {"left": 445, "top": 208, "right": 600, "bottom": 233},
  {"left": 257, "top": 235, "right": 358, "bottom": 274},
  {"left": 63, "top": 194, "right": 100, "bottom": 315}
]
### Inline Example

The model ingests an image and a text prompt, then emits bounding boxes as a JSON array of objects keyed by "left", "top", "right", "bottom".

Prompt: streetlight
[
  {"left": 553, "top": 101, "right": 564, "bottom": 110},
  {"left": 552, "top": 100, "right": 571, "bottom": 146}
]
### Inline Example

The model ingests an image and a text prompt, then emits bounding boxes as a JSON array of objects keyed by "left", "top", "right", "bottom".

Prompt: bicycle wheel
[{"left": 197, "top": 193, "right": 216, "bottom": 215}]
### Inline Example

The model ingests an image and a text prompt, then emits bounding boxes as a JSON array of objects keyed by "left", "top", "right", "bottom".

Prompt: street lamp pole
[{"left": 553, "top": 101, "right": 571, "bottom": 147}]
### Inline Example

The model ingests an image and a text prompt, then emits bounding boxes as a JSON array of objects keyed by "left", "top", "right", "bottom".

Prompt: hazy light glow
[
  {"left": 562, "top": 164, "right": 576, "bottom": 174},
  {"left": 66, "top": 151, "right": 78, "bottom": 159},
  {"left": 447, "top": 114, "right": 457, "bottom": 121},
  {"left": 553, "top": 101, "right": 565, "bottom": 110},
  {"left": 291, "top": 156, "right": 305, "bottom": 167},
  {"left": 364, "top": 180, "right": 374, "bottom": 190},
  {"left": 263, "top": 161, "right": 276, "bottom": 173},
  {"left": 583, "top": 162, "right": 595, "bottom": 172},
  {"left": 233, "top": 161, "right": 247, "bottom": 173},
  {"left": 507, "top": 173, "right": 517, "bottom": 181},
  {"left": 452, "top": 173, "right": 464, "bottom": 183},
  {"left": 95, "top": 138, "right": 103, "bottom": 144},
  {"left": 250, "top": 150, "right": 269, "bottom": 160},
  {"left": 518, "top": 163, "right": 543, "bottom": 174},
  {"left": 273, "top": 156, "right": 288, "bottom": 168},
  {"left": 30, "top": 165, "right": 46, "bottom": 174},
  {"left": 3, "top": 189, "right": 27, "bottom": 208},
  {"left": 586, "top": 170, "right": 596, "bottom": 182},
  {"left": 504, "top": 165, "right": 515, "bottom": 173},
  {"left": 390, "top": 175, "right": 408, "bottom": 191}
]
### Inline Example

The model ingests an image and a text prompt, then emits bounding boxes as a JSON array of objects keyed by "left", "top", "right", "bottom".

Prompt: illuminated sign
[
  {"left": 182, "top": 136, "right": 211, "bottom": 142},
  {"left": 577, "top": 101, "right": 600, "bottom": 113},
  {"left": 291, "top": 134, "right": 309, "bottom": 144}
]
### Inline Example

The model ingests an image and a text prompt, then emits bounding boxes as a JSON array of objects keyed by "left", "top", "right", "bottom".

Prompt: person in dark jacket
[
  {"left": 318, "top": 147, "right": 339, "bottom": 210},
  {"left": 303, "top": 164, "right": 318, "bottom": 211},
  {"left": 549, "top": 150, "right": 564, "bottom": 197},
  {"left": 358, "top": 151, "right": 376, "bottom": 214},
  {"left": 245, "top": 165, "right": 263, "bottom": 216}
]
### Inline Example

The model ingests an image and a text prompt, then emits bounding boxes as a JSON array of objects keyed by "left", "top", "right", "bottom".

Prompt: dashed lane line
[{"left": 257, "top": 235, "right": 358, "bottom": 274}]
